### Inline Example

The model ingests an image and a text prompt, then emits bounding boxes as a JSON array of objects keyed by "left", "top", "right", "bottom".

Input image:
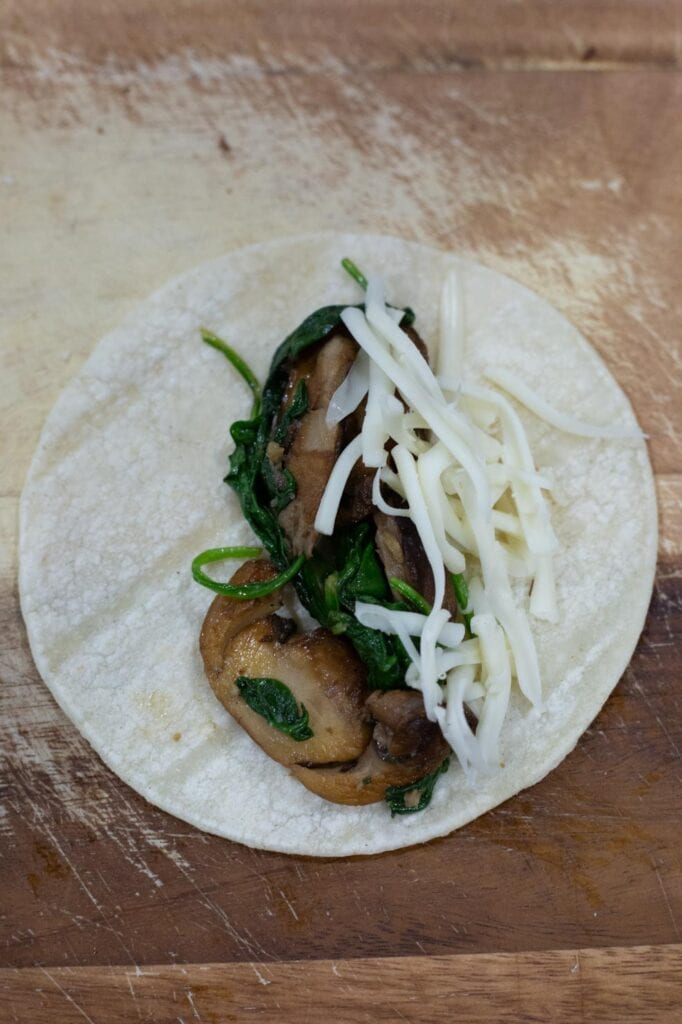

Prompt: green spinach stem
[
  {"left": 341, "top": 258, "right": 368, "bottom": 291},
  {"left": 450, "top": 572, "right": 473, "bottom": 632},
  {"left": 201, "top": 328, "right": 261, "bottom": 417},
  {"left": 389, "top": 577, "right": 431, "bottom": 615},
  {"left": 192, "top": 547, "right": 304, "bottom": 598}
]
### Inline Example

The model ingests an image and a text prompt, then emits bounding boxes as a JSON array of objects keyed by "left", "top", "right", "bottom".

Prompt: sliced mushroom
[
  {"left": 373, "top": 511, "right": 459, "bottom": 615},
  {"left": 278, "top": 332, "right": 358, "bottom": 556},
  {"left": 337, "top": 459, "right": 375, "bottom": 526},
  {"left": 291, "top": 689, "right": 449, "bottom": 805},
  {"left": 202, "top": 592, "right": 371, "bottom": 769},
  {"left": 368, "top": 690, "right": 443, "bottom": 761},
  {"left": 199, "top": 561, "right": 450, "bottom": 806},
  {"left": 199, "top": 559, "right": 284, "bottom": 682},
  {"left": 276, "top": 320, "right": 430, "bottom": 554}
]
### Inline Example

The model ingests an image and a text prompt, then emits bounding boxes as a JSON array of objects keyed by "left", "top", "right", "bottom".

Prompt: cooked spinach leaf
[
  {"left": 236, "top": 676, "right": 313, "bottom": 741},
  {"left": 260, "top": 459, "right": 297, "bottom": 515},
  {"left": 273, "top": 379, "right": 309, "bottom": 444},
  {"left": 259, "top": 382, "right": 308, "bottom": 517},
  {"left": 335, "top": 522, "right": 388, "bottom": 606},
  {"left": 295, "top": 522, "right": 411, "bottom": 689},
  {"left": 270, "top": 305, "right": 351, "bottom": 373},
  {"left": 385, "top": 758, "right": 450, "bottom": 816},
  {"left": 343, "top": 617, "right": 410, "bottom": 690},
  {"left": 225, "top": 420, "right": 290, "bottom": 569}
]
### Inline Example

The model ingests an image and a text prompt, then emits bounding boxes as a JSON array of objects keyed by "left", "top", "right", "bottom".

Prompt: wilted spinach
[
  {"left": 236, "top": 676, "right": 313, "bottom": 741},
  {"left": 273, "top": 378, "right": 308, "bottom": 444},
  {"left": 295, "top": 522, "right": 412, "bottom": 690},
  {"left": 225, "top": 305, "right": 350, "bottom": 571},
  {"left": 334, "top": 522, "right": 388, "bottom": 606},
  {"left": 385, "top": 758, "right": 450, "bottom": 816}
]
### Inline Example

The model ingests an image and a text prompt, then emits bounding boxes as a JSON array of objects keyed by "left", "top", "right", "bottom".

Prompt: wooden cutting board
[{"left": 1, "top": 3, "right": 681, "bottom": 1021}]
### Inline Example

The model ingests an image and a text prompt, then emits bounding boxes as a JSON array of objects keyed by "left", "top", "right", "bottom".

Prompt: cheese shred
[{"left": 314, "top": 266, "right": 617, "bottom": 777}]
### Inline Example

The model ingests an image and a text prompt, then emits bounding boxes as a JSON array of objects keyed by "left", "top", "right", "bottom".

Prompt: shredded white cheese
[
  {"left": 314, "top": 434, "right": 362, "bottom": 536},
  {"left": 326, "top": 349, "right": 369, "bottom": 426},
  {"left": 315, "top": 266, "right": 627, "bottom": 778},
  {"left": 372, "top": 468, "right": 411, "bottom": 518},
  {"left": 485, "top": 366, "right": 644, "bottom": 439}
]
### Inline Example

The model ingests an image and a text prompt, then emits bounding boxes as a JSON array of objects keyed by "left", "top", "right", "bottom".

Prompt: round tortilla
[{"left": 19, "top": 233, "right": 657, "bottom": 856}]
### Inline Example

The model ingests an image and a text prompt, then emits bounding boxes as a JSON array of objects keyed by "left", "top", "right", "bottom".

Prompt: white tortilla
[{"left": 19, "top": 234, "right": 657, "bottom": 855}]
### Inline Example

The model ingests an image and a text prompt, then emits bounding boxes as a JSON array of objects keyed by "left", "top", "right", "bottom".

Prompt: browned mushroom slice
[
  {"left": 199, "top": 559, "right": 284, "bottom": 682},
  {"left": 278, "top": 332, "right": 358, "bottom": 556},
  {"left": 373, "top": 511, "right": 459, "bottom": 615},
  {"left": 204, "top": 615, "right": 371, "bottom": 769},
  {"left": 337, "top": 459, "right": 375, "bottom": 526},
  {"left": 291, "top": 690, "right": 450, "bottom": 805}
]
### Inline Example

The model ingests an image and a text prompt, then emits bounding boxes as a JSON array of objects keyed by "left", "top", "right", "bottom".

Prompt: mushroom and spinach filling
[
  {"left": 195, "top": 256, "right": 627, "bottom": 811},
  {"left": 194, "top": 268, "right": 453, "bottom": 813}
]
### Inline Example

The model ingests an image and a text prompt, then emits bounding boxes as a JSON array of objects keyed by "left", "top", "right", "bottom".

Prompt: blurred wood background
[{"left": 1, "top": 2, "right": 681, "bottom": 1021}]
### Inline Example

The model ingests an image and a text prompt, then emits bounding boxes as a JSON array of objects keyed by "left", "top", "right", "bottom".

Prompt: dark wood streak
[{"left": 2, "top": 0, "right": 681, "bottom": 73}]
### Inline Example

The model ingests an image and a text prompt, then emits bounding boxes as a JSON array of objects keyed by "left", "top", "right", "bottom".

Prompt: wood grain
[
  {"left": 1, "top": 945, "right": 681, "bottom": 1023},
  {"left": 1, "top": 2, "right": 681, "bottom": 1019},
  {"left": 3, "top": 0, "right": 682, "bottom": 71}
]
